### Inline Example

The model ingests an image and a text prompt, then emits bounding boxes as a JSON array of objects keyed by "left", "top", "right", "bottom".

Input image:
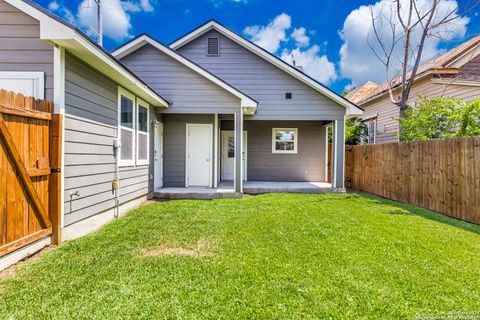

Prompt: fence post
[{"left": 49, "top": 114, "right": 62, "bottom": 245}]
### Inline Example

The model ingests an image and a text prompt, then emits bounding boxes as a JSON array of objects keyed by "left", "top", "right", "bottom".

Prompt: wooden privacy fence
[
  {"left": 0, "top": 89, "right": 62, "bottom": 258},
  {"left": 345, "top": 137, "right": 480, "bottom": 224}
]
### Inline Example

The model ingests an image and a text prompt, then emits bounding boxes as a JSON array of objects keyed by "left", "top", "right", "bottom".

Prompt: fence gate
[{"left": 0, "top": 89, "right": 62, "bottom": 258}]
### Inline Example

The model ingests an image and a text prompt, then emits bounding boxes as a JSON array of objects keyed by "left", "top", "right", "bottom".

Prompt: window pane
[
  {"left": 121, "top": 129, "right": 133, "bottom": 160},
  {"left": 228, "top": 137, "right": 235, "bottom": 158},
  {"left": 121, "top": 96, "right": 133, "bottom": 128},
  {"left": 138, "top": 105, "right": 148, "bottom": 133},
  {"left": 275, "top": 141, "right": 295, "bottom": 151},
  {"left": 276, "top": 130, "right": 295, "bottom": 141},
  {"left": 138, "top": 133, "right": 148, "bottom": 161}
]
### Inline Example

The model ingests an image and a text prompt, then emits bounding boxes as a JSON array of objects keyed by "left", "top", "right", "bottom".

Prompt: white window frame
[
  {"left": 272, "top": 128, "right": 298, "bottom": 154},
  {"left": 0, "top": 71, "right": 45, "bottom": 99},
  {"left": 366, "top": 118, "right": 377, "bottom": 144},
  {"left": 136, "top": 98, "right": 149, "bottom": 166},
  {"left": 118, "top": 87, "right": 136, "bottom": 167}
]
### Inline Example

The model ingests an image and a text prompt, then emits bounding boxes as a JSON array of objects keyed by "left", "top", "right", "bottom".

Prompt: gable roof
[
  {"left": 112, "top": 34, "right": 258, "bottom": 113},
  {"left": 347, "top": 35, "right": 480, "bottom": 105},
  {"left": 6, "top": 0, "right": 169, "bottom": 107},
  {"left": 168, "top": 20, "right": 363, "bottom": 116}
]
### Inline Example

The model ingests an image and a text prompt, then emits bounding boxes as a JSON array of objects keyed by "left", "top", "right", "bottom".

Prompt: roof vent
[
  {"left": 286, "top": 92, "right": 292, "bottom": 100},
  {"left": 207, "top": 37, "right": 220, "bottom": 56}
]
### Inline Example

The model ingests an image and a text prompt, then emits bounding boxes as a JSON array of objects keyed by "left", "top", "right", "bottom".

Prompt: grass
[{"left": 1, "top": 193, "right": 480, "bottom": 319}]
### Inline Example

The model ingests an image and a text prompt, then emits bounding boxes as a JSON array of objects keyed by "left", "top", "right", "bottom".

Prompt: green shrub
[{"left": 397, "top": 96, "right": 480, "bottom": 141}]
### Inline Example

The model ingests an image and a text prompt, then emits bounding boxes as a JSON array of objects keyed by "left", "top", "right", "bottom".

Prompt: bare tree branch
[{"left": 367, "top": 0, "right": 480, "bottom": 114}]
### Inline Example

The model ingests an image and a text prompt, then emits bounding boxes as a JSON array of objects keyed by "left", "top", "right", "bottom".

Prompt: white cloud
[
  {"left": 244, "top": 14, "right": 337, "bottom": 84},
  {"left": 339, "top": 0, "right": 470, "bottom": 86},
  {"left": 48, "top": 1, "right": 75, "bottom": 24},
  {"left": 281, "top": 46, "right": 337, "bottom": 84},
  {"left": 244, "top": 13, "right": 291, "bottom": 53},
  {"left": 210, "top": 0, "right": 248, "bottom": 7},
  {"left": 140, "top": 0, "right": 154, "bottom": 12},
  {"left": 48, "top": 0, "right": 157, "bottom": 42},
  {"left": 77, "top": 0, "right": 133, "bottom": 41},
  {"left": 48, "top": 1, "right": 59, "bottom": 11},
  {"left": 291, "top": 27, "right": 310, "bottom": 47}
]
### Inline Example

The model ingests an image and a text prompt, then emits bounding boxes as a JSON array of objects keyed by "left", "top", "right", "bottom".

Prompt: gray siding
[
  {"left": 163, "top": 114, "right": 214, "bottom": 187},
  {"left": 177, "top": 30, "right": 345, "bottom": 120},
  {"left": 0, "top": 0, "right": 54, "bottom": 99},
  {"left": 220, "top": 120, "right": 327, "bottom": 182},
  {"left": 120, "top": 44, "right": 241, "bottom": 114},
  {"left": 64, "top": 53, "right": 148, "bottom": 226}
]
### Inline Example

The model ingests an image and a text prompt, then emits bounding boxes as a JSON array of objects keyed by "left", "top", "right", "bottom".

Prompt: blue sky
[{"left": 36, "top": 0, "right": 480, "bottom": 93}]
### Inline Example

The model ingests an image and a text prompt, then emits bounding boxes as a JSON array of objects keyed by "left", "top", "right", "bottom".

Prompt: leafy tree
[
  {"left": 345, "top": 117, "right": 368, "bottom": 145},
  {"left": 327, "top": 117, "right": 367, "bottom": 145},
  {"left": 398, "top": 97, "right": 480, "bottom": 141},
  {"left": 459, "top": 99, "right": 480, "bottom": 137}
]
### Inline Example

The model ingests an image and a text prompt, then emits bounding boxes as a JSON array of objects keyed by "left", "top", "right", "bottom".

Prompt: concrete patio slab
[{"left": 153, "top": 181, "right": 344, "bottom": 200}]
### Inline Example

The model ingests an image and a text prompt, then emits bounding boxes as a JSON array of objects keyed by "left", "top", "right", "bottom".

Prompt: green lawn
[{"left": 1, "top": 193, "right": 480, "bottom": 319}]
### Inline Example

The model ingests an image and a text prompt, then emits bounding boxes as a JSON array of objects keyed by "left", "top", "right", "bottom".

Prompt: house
[
  {"left": 346, "top": 36, "right": 480, "bottom": 144},
  {"left": 112, "top": 21, "right": 362, "bottom": 197},
  {"left": 0, "top": 0, "right": 362, "bottom": 268}
]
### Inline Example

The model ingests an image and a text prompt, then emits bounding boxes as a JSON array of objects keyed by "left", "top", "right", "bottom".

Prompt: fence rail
[{"left": 345, "top": 137, "right": 480, "bottom": 224}]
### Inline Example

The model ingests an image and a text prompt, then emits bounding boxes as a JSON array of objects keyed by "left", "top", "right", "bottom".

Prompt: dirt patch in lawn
[
  {"left": 0, "top": 245, "right": 55, "bottom": 280},
  {"left": 137, "top": 238, "right": 218, "bottom": 258}
]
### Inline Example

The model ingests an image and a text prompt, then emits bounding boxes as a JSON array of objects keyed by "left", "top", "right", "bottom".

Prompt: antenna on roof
[
  {"left": 291, "top": 53, "right": 303, "bottom": 72},
  {"left": 91, "top": 0, "right": 103, "bottom": 46}
]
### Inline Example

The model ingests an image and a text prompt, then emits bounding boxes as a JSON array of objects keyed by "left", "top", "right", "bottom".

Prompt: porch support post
[
  {"left": 213, "top": 114, "right": 218, "bottom": 188},
  {"left": 332, "top": 118, "right": 345, "bottom": 189},
  {"left": 234, "top": 111, "right": 243, "bottom": 193}
]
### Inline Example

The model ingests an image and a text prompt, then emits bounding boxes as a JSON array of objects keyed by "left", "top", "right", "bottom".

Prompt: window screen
[{"left": 121, "top": 128, "right": 133, "bottom": 160}]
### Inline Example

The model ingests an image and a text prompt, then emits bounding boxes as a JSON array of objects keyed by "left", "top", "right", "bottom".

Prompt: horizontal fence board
[{"left": 345, "top": 137, "right": 480, "bottom": 224}]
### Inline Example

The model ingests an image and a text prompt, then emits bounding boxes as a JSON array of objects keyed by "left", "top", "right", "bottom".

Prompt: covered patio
[{"left": 153, "top": 181, "right": 342, "bottom": 200}]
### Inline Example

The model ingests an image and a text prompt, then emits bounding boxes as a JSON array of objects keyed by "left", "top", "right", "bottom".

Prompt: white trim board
[
  {"left": 168, "top": 20, "right": 363, "bottom": 116},
  {"left": 111, "top": 34, "right": 258, "bottom": 113},
  {"left": 0, "top": 71, "right": 45, "bottom": 99}
]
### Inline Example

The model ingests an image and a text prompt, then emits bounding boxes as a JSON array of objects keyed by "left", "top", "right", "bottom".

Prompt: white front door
[
  {"left": 186, "top": 124, "right": 212, "bottom": 187},
  {"left": 154, "top": 122, "right": 163, "bottom": 190},
  {"left": 221, "top": 131, "right": 247, "bottom": 181}
]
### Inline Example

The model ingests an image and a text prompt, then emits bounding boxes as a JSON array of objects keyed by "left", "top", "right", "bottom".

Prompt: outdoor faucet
[{"left": 70, "top": 190, "right": 80, "bottom": 198}]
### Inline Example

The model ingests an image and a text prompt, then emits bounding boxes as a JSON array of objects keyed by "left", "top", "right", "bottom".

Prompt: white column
[
  {"left": 332, "top": 119, "right": 345, "bottom": 189},
  {"left": 53, "top": 45, "right": 66, "bottom": 228},
  {"left": 234, "top": 111, "right": 243, "bottom": 193},
  {"left": 213, "top": 114, "right": 218, "bottom": 188}
]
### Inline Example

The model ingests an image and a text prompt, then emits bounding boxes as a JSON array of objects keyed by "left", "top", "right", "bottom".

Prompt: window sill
[{"left": 272, "top": 151, "right": 298, "bottom": 154}]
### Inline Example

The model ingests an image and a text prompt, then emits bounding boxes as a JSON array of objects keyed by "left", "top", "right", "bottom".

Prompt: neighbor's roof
[
  {"left": 112, "top": 33, "right": 258, "bottom": 113},
  {"left": 346, "top": 35, "right": 480, "bottom": 105},
  {"left": 7, "top": 0, "right": 169, "bottom": 107},
  {"left": 169, "top": 20, "right": 363, "bottom": 116}
]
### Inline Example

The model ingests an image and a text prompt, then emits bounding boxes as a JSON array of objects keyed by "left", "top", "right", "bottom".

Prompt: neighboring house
[
  {"left": 0, "top": 0, "right": 362, "bottom": 264},
  {"left": 346, "top": 36, "right": 480, "bottom": 144}
]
